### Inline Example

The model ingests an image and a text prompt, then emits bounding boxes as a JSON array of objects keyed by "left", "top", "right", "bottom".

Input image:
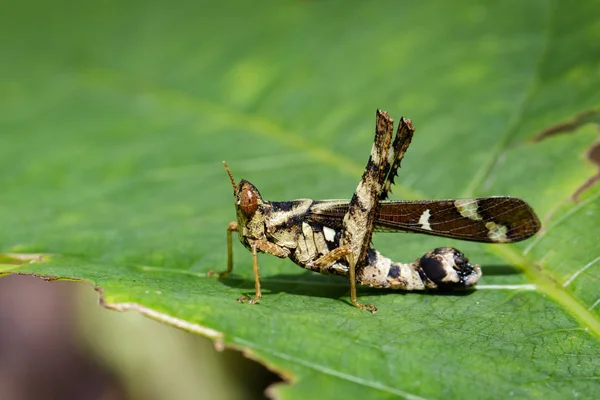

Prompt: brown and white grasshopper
[{"left": 208, "top": 110, "right": 540, "bottom": 313}]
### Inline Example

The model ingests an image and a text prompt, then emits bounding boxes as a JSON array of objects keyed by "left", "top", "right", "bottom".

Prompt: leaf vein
[{"left": 233, "top": 338, "right": 428, "bottom": 400}]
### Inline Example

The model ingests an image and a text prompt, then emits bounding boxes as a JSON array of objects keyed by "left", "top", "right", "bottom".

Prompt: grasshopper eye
[{"left": 240, "top": 188, "right": 258, "bottom": 217}]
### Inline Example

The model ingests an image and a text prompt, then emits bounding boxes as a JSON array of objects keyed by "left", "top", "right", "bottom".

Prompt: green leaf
[{"left": 2, "top": 1, "right": 600, "bottom": 398}]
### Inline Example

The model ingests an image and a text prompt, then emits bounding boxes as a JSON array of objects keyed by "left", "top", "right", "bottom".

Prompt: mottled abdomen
[{"left": 357, "top": 247, "right": 481, "bottom": 290}]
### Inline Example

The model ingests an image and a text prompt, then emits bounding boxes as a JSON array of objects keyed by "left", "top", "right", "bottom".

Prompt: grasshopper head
[
  {"left": 235, "top": 179, "right": 263, "bottom": 219},
  {"left": 223, "top": 162, "right": 266, "bottom": 239}
]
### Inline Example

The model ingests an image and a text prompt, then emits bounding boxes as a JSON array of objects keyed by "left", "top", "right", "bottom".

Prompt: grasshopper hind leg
[{"left": 380, "top": 117, "right": 415, "bottom": 201}]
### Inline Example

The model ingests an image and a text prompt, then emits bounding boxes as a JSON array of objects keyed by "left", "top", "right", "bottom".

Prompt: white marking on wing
[
  {"left": 454, "top": 199, "right": 483, "bottom": 221},
  {"left": 477, "top": 284, "right": 537, "bottom": 290},
  {"left": 486, "top": 221, "right": 508, "bottom": 242},
  {"left": 563, "top": 255, "right": 600, "bottom": 287},
  {"left": 418, "top": 209, "right": 432, "bottom": 231},
  {"left": 323, "top": 226, "right": 336, "bottom": 242}
]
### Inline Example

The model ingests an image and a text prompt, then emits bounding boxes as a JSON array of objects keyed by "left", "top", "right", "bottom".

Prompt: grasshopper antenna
[{"left": 223, "top": 161, "right": 236, "bottom": 191}]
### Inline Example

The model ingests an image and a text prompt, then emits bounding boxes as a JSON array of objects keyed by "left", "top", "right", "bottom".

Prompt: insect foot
[
  {"left": 418, "top": 247, "right": 482, "bottom": 289},
  {"left": 207, "top": 269, "right": 229, "bottom": 278},
  {"left": 353, "top": 301, "right": 378, "bottom": 314},
  {"left": 236, "top": 295, "right": 262, "bottom": 304}
]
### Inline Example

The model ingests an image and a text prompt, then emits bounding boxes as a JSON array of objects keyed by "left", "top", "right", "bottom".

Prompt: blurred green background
[
  {"left": 2, "top": 0, "right": 600, "bottom": 399},
  {"left": 0, "top": 274, "right": 278, "bottom": 399}
]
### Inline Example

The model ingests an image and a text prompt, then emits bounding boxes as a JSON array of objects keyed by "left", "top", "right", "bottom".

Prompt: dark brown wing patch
[{"left": 307, "top": 197, "right": 540, "bottom": 243}]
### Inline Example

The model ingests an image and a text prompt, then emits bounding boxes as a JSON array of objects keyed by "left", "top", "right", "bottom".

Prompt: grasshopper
[{"left": 208, "top": 110, "right": 540, "bottom": 313}]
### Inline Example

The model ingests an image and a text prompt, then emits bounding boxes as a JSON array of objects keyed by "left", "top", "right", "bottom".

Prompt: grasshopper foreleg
[
  {"left": 207, "top": 221, "right": 238, "bottom": 278},
  {"left": 235, "top": 239, "right": 290, "bottom": 305}
]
